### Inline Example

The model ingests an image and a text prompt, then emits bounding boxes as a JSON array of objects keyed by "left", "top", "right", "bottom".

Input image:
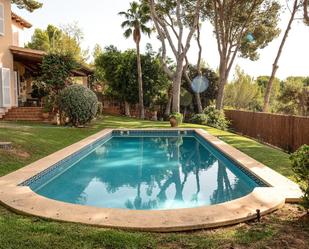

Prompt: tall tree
[
  {"left": 256, "top": 75, "right": 280, "bottom": 110},
  {"left": 304, "top": 0, "right": 309, "bottom": 24},
  {"left": 148, "top": 0, "right": 202, "bottom": 113},
  {"left": 95, "top": 46, "right": 169, "bottom": 117},
  {"left": 183, "top": 21, "right": 204, "bottom": 114},
  {"left": 119, "top": 1, "right": 152, "bottom": 119},
  {"left": 182, "top": 64, "right": 219, "bottom": 112},
  {"left": 224, "top": 67, "right": 262, "bottom": 111},
  {"left": 26, "top": 25, "right": 61, "bottom": 52},
  {"left": 40, "top": 53, "right": 78, "bottom": 94},
  {"left": 26, "top": 24, "right": 88, "bottom": 62},
  {"left": 12, "top": 0, "right": 42, "bottom": 12},
  {"left": 92, "top": 44, "right": 103, "bottom": 60},
  {"left": 263, "top": 0, "right": 301, "bottom": 112},
  {"left": 276, "top": 77, "right": 309, "bottom": 116},
  {"left": 203, "top": 0, "right": 280, "bottom": 110}
]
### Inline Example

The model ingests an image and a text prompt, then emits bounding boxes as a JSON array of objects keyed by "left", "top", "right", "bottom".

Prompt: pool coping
[{"left": 0, "top": 128, "right": 302, "bottom": 232}]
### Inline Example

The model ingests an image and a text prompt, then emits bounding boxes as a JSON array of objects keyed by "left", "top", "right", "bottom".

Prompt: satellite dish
[{"left": 191, "top": 75, "right": 209, "bottom": 93}]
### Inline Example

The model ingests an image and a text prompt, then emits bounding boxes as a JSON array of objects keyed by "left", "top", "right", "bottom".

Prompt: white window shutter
[
  {"left": 14, "top": 71, "right": 18, "bottom": 106},
  {"left": 0, "top": 4, "right": 4, "bottom": 36},
  {"left": 0, "top": 68, "right": 11, "bottom": 107}
]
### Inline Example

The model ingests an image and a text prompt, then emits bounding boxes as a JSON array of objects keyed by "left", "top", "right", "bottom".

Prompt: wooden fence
[{"left": 224, "top": 110, "right": 309, "bottom": 152}]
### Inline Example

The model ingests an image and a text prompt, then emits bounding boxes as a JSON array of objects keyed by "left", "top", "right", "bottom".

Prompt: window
[
  {"left": 0, "top": 68, "right": 11, "bottom": 107},
  {"left": 0, "top": 3, "right": 4, "bottom": 36}
]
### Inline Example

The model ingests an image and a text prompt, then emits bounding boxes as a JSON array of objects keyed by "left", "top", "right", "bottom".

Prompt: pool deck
[{"left": 0, "top": 128, "right": 302, "bottom": 232}]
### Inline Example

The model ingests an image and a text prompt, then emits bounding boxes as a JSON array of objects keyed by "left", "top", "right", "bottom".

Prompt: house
[{"left": 0, "top": 0, "right": 93, "bottom": 120}]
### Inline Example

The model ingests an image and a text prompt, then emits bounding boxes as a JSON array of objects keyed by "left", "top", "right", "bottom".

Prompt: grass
[
  {"left": 0, "top": 115, "right": 293, "bottom": 179},
  {"left": 0, "top": 115, "right": 306, "bottom": 249},
  {"left": 0, "top": 203, "right": 308, "bottom": 249}
]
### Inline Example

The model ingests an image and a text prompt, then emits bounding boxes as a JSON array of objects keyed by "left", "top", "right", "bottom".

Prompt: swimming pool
[
  {"left": 26, "top": 130, "right": 266, "bottom": 210},
  {"left": 0, "top": 129, "right": 300, "bottom": 231}
]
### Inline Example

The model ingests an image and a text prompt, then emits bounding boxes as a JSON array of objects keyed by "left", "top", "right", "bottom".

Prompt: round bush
[{"left": 58, "top": 85, "right": 98, "bottom": 126}]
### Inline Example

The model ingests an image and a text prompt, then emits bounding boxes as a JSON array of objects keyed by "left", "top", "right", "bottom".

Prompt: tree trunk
[
  {"left": 136, "top": 41, "right": 145, "bottom": 119},
  {"left": 195, "top": 93, "right": 203, "bottom": 113},
  {"left": 124, "top": 101, "right": 131, "bottom": 117},
  {"left": 164, "top": 94, "right": 172, "bottom": 117},
  {"left": 172, "top": 57, "right": 185, "bottom": 113},
  {"left": 304, "top": 0, "right": 309, "bottom": 24},
  {"left": 263, "top": 0, "right": 298, "bottom": 112},
  {"left": 216, "top": 60, "right": 228, "bottom": 110}
]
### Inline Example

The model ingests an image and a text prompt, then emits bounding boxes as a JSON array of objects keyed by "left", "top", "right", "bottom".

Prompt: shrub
[
  {"left": 97, "top": 102, "right": 103, "bottom": 117},
  {"left": 290, "top": 145, "right": 309, "bottom": 211},
  {"left": 31, "top": 81, "right": 49, "bottom": 102},
  {"left": 58, "top": 85, "right": 98, "bottom": 126},
  {"left": 42, "top": 96, "right": 54, "bottom": 113},
  {"left": 191, "top": 105, "right": 229, "bottom": 130},
  {"left": 41, "top": 53, "right": 78, "bottom": 94},
  {"left": 169, "top": 112, "right": 183, "bottom": 125},
  {"left": 190, "top": 114, "right": 208, "bottom": 125}
]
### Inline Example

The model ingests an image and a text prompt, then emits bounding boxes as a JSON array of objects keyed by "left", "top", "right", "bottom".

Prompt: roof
[
  {"left": 11, "top": 12, "right": 32, "bottom": 29},
  {"left": 10, "top": 46, "right": 94, "bottom": 76}
]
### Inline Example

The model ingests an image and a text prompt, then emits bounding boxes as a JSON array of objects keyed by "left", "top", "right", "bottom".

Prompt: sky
[{"left": 13, "top": 0, "right": 309, "bottom": 81}]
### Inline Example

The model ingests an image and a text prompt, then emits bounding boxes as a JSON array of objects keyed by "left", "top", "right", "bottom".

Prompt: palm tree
[{"left": 119, "top": 1, "right": 151, "bottom": 119}]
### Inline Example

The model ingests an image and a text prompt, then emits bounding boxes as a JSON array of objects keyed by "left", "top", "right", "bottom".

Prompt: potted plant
[{"left": 169, "top": 112, "right": 183, "bottom": 127}]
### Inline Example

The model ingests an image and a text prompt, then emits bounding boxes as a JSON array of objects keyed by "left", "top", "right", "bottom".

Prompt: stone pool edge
[{"left": 0, "top": 128, "right": 302, "bottom": 232}]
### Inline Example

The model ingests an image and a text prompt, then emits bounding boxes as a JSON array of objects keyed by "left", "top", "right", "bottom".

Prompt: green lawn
[
  {"left": 0, "top": 115, "right": 293, "bottom": 179},
  {"left": 0, "top": 115, "right": 306, "bottom": 249}
]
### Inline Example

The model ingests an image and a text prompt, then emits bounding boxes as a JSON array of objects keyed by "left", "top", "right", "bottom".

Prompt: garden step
[
  {"left": 4, "top": 115, "right": 43, "bottom": 118},
  {"left": 9, "top": 109, "right": 43, "bottom": 111},
  {"left": 6, "top": 112, "right": 42, "bottom": 116},
  {"left": 10, "top": 109, "right": 43, "bottom": 112},
  {"left": 4, "top": 111, "right": 42, "bottom": 114},
  {"left": 6, "top": 112, "right": 43, "bottom": 115},
  {"left": 11, "top": 107, "right": 43, "bottom": 109},
  {"left": 3, "top": 117, "right": 43, "bottom": 121},
  {"left": 2, "top": 107, "right": 44, "bottom": 121}
]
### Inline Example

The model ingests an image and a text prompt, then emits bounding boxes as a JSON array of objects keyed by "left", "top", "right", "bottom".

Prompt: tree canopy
[
  {"left": 202, "top": 0, "right": 281, "bottom": 110},
  {"left": 95, "top": 46, "right": 169, "bottom": 110},
  {"left": 40, "top": 53, "right": 79, "bottom": 94},
  {"left": 119, "top": 1, "right": 152, "bottom": 42},
  {"left": 148, "top": 0, "right": 202, "bottom": 113},
  {"left": 224, "top": 67, "right": 262, "bottom": 111},
  {"left": 276, "top": 77, "right": 309, "bottom": 116},
  {"left": 182, "top": 64, "right": 219, "bottom": 111},
  {"left": 119, "top": 1, "right": 153, "bottom": 119},
  {"left": 11, "top": 0, "right": 42, "bottom": 12},
  {"left": 26, "top": 24, "right": 88, "bottom": 62}
]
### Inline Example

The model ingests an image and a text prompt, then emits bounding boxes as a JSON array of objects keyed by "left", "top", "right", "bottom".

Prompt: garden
[
  {"left": 0, "top": 0, "right": 308, "bottom": 248},
  {"left": 0, "top": 116, "right": 308, "bottom": 249}
]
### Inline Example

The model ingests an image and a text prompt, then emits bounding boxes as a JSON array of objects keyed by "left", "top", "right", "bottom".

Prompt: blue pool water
[{"left": 30, "top": 132, "right": 264, "bottom": 210}]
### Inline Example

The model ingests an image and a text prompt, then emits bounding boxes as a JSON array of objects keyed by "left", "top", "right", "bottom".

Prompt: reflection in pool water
[{"left": 35, "top": 136, "right": 259, "bottom": 210}]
